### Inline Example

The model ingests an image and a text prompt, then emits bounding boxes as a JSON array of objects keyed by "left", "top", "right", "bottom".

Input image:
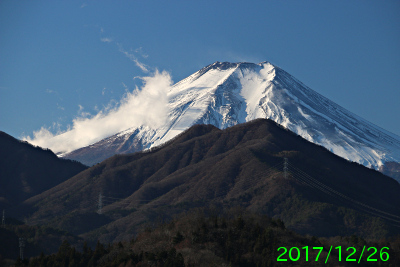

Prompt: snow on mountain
[{"left": 63, "top": 61, "right": 400, "bottom": 181}]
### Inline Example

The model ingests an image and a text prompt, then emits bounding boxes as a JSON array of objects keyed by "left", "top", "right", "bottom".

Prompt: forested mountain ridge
[
  {"left": 0, "top": 131, "right": 87, "bottom": 211},
  {"left": 22, "top": 119, "right": 400, "bottom": 245}
]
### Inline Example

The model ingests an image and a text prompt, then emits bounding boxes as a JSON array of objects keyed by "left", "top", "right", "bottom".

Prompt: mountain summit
[{"left": 63, "top": 61, "right": 400, "bottom": 180}]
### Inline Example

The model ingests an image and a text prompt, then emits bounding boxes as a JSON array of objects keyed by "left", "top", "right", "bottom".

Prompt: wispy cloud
[
  {"left": 57, "top": 103, "right": 65, "bottom": 111},
  {"left": 24, "top": 70, "right": 173, "bottom": 154},
  {"left": 46, "top": 88, "right": 64, "bottom": 102},
  {"left": 77, "top": 104, "right": 91, "bottom": 118},
  {"left": 121, "top": 82, "right": 128, "bottom": 91},
  {"left": 100, "top": 37, "right": 113, "bottom": 43},
  {"left": 133, "top": 59, "right": 149, "bottom": 72},
  {"left": 98, "top": 28, "right": 149, "bottom": 73},
  {"left": 117, "top": 43, "right": 150, "bottom": 72},
  {"left": 135, "top": 47, "right": 149, "bottom": 58},
  {"left": 80, "top": 3, "right": 87, "bottom": 8}
]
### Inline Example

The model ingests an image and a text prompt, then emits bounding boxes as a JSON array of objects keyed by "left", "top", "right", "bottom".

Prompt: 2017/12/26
[{"left": 277, "top": 246, "right": 389, "bottom": 263}]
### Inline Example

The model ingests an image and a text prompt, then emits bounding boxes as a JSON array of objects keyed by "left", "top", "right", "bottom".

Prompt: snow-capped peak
[{"left": 63, "top": 61, "right": 400, "bottom": 182}]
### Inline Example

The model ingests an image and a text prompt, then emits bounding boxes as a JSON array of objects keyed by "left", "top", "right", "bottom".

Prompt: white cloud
[
  {"left": 78, "top": 104, "right": 84, "bottom": 112},
  {"left": 77, "top": 104, "right": 91, "bottom": 118},
  {"left": 24, "top": 70, "right": 173, "bottom": 154},
  {"left": 100, "top": 37, "right": 113, "bottom": 43},
  {"left": 117, "top": 43, "right": 149, "bottom": 72},
  {"left": 133, "top": 59, "right": 149, "bottom": 72}
]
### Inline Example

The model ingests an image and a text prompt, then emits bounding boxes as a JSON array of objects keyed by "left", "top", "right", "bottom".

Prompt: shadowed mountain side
[
  {"left": 0, "top": 131, "right": 87, "bottom": 210},
  {"left": 23, "top": 119, "right": 400, "bottom": 243},
  {"left": 380, "top": 161, "right": 400, "bottom": 182}
]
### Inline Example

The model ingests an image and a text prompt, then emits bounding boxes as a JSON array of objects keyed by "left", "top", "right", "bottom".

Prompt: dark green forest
[{"left": 5, "top": 209, "right": 400, "bottom": 267}]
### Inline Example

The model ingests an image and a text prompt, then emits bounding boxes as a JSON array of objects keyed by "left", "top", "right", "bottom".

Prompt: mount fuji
[{"left": 62, "top": 61, "right": 400, "bottom": 181}]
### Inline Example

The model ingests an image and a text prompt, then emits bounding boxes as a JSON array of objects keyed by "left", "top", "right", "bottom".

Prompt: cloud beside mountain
[{"left": 24, "top": 70, "right": 172, "bottom": 154}]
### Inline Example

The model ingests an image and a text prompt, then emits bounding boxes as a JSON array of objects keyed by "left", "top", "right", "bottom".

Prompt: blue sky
[{"left": 1, "top": 0, "right": 400, "bottom": 141}]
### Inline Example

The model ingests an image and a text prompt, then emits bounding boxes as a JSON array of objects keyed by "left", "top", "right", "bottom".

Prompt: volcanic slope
[
  {"left": 24, "top": 119, "right": 400, "bottom": 244},
  {"left": 62, "top": 61, "right": 400, "bottom": 182},
  {"left": 0, "top": 131, "right": 87, "bottom": 211}
]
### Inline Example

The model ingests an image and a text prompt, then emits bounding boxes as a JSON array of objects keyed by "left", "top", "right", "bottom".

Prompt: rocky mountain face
[{"left": 62, "top": 61, "right": 400, "bottom": 182}]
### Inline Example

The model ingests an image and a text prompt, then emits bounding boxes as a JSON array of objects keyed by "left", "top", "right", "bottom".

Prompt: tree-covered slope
[{"left": 22, "top": 119, "right": 400, "bottom": 243}]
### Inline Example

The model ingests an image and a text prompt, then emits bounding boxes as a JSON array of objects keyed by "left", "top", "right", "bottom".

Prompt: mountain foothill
[{"left": 0, "top": 131, "right": 87, "bottom": 211}]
